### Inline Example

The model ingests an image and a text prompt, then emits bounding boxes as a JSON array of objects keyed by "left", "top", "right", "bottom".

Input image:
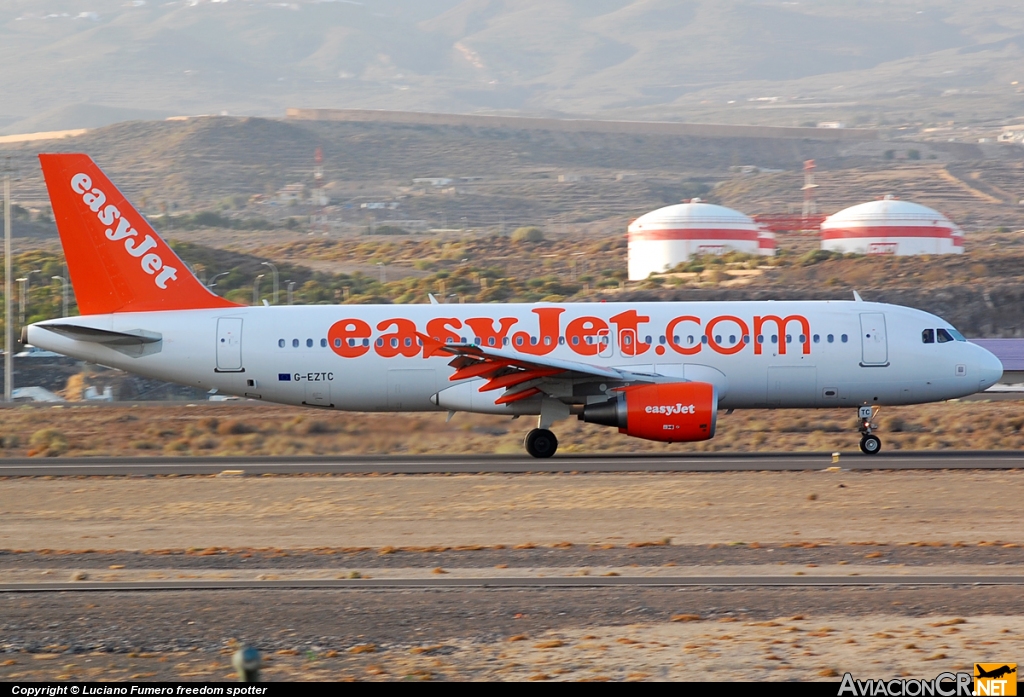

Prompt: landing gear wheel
[
  {"left": 860, "top": 434, "right": 882, "bottom": 455},
  {"left": 525, "top": 428, "right": 558, "bottom": 458}
]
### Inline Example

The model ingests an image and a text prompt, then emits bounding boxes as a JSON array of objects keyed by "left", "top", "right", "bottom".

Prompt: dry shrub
[
  {"left": 885, "top": 416, "right": 906, "bottom": 433},
  {"left": 29, "top": 428, "right": 69, "bottom": 456},
  {"left": 164, "top": 439, "right": 190, "bottom": 453},
  {"left": 198, "top": 417, "right": 219, "bottom": 432},
  {"left": 192, "top": 437, "right": 217, "bottom": 450},
  {"left": 304, "top": 421, "right": 334, "bottom": 435},
  {"left": 64, "top": 373, "right": 86, "bottom": 401},
  {"left": 217, "top": 420, "right": 254, "bottom": 435}
]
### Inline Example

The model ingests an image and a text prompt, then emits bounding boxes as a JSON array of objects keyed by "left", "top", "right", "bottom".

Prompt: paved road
[
  {"left": 0, "top": 451, "right": 1023, "bottom": 476},
  {"left": 2, "top": 575, "right": 1023, "bottom": 592}
]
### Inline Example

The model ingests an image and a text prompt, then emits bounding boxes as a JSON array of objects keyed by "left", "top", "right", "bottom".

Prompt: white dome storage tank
[
  {"left": 820, "top": 196, "right": 964, "bottom": 256},
  {"left": 627, "top": 200, "right": 769, "bottom": 281}
]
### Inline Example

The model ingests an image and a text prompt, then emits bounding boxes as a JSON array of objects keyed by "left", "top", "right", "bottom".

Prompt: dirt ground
[
  {"left": 1, "top": 432, "right": 1022, "bottom": 681},
  {"left": 0, "top": 469, "right": 1021, "bottom": 681},
  {"left": 2, "top": 399, "right": 1023, "bottom": 458},
  {"left": 0, "top": 470, "right": 1021, "bottom": 550}
]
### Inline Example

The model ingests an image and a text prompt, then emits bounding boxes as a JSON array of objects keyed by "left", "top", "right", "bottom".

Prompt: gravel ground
[
  {"left": 0, "top": 587, "right": 1021, "bottom": 681},
  {"left": 0, "top": 544, "right": 1022, "bottom": 570}
]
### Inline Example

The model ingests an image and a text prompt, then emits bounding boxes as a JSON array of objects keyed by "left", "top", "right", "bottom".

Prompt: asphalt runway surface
[
  {"left": 3, "top": 574, "right": 1024, "bottom": 593},
  {"left": 1, "top": 451, "right": 1023, "bottom": 476}
]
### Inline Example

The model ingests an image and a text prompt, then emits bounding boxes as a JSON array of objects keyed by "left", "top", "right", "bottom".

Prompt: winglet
[
  {"left": 852, "top": 290, "right": 864, "bottom": 302},
  {"left": 38, "top": 153, "right": 241, "bottom": 315}
]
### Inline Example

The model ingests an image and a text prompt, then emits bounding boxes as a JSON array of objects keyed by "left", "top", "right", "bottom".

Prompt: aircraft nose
[{"left": 976, "top": 345, "right": 1004, "bottom": 390}]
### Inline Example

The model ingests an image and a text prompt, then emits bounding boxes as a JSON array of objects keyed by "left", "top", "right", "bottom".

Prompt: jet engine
[{"left": 579, "top": 382, "right": 718, "bottom": 443}]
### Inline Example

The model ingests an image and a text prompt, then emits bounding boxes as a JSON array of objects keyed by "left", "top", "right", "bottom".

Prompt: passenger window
[
  {"left": 799, "top": 334, "right": 806, "bottom": 343},
  {"left": 827, "top": 334, "right": 834, "bottom": 343},
  {"left": 515, "top": 336, "right": 523, "bottom": 346},
  {"left": 334, "top": 338, "right": 342, "bottom": 348},
  {"left": 363, "top": 338, "right": 369, "bottom": 347},
  {"left": 937, "top": 328, "right": 954, "bottom": 343},
  {"left": 756, "top": 335, "right": 763, "bottom": 344},
  {"left": 558, "top": 337, "right": 565, "bottom": 345},
  {"left": 813, "top": 334, "right": 820, "bottom": 343},
  {"left": 292, "top": 339, "right": 299, "bottom": 348},
  {"left": 743, "top": 335, "right": 750, "bottom": 344},
  {"left": 390, "top": 338, "right": 398, "bottom": 348},
  {"left": 644, "top": 335, "right": 652, "bottom": 345},
  {"left": 306, "top": 338, "right": 313, "bottom": 348},
  {"left": 922, "top": 329, "right": 935, "bottom": 344},
  {"left": 701, "top": 335, "right": 708, "bottom": 344},
  {"left": 278, "top": 339, "right": 285, "bottom": 348},
  {"left": 687, "top": 335, "right": 694, "bottom": 344},
  {"left": 786, "top": 334, "right": 792, "bottom": 344},
  {"left": 531, "top": 336, "right": 538, "bottom": 345},
  {"left": 714, "top": 335, "right": 722, "bottom": 344},
  {"left": 728, "top": 335, "right": 735, "bottom": 344},
  {"left": 320, "top": 338, "right": 327, "bottom": 348},
  {"left": 659, "top": 335, "right": 666, "bottom": 345},
  {"left": 503, "top": 337, "right": 510, "bottom": 346},
  {"left": 771, "top": 335, "right": 778, "bottom": 344},
  {"left": 841, "top": 334, "right": 848, "bottom": 343}
]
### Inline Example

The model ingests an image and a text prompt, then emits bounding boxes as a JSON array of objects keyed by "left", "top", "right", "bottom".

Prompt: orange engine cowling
[{"left": 579, "top": 382, "right": 718, "bottom": 443}]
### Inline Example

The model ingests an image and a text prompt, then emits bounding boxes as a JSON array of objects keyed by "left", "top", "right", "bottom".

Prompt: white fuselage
[{"left": 27, "top": 300, "right": 1003, "bottom": 413}]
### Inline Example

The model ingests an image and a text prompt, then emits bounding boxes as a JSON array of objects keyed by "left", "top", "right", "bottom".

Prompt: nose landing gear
[{"left": 858, "top": 405, "right": 881, "bottom": 455}]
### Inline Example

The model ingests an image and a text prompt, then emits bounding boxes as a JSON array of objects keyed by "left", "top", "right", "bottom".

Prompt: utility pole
[
  {"left": 253, "top": 274, "right": 264, "bottom": 306},
  {"left": 261, "top": 261, "right": 279, "bottom": 304},
  {"left": 3, "top": 162, "right": 12, "bottom": 403},
  {"left": 52, "top": 276, "right": 69, "bottom": 317}
]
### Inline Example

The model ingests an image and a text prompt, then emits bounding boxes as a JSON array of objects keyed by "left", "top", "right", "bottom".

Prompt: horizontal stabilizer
[{"left": 39, "top": 324, "right": 162, "bottom": 357}]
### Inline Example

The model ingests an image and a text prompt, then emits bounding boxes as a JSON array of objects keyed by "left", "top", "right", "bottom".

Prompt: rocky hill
[{"left": 2, "top": 0, "right": 1024, "bottom": 131}]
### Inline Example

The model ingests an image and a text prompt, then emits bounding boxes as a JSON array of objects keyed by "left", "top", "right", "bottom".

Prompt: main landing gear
[
  {"left": 525, "top": 428, "right": 558, "bottom": 458},
  {"left": 858, "top": 405, "right": 882, "bottom": 455}
]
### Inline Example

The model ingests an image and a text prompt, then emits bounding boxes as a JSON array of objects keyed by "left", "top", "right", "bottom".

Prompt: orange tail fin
[{"left": 39, "top": 153, "right": 240, "bottom": 315}]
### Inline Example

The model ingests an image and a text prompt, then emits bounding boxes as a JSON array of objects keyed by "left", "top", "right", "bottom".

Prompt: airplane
[{"left": 23, "top": 154, "right": 1004, "bottom": 458}]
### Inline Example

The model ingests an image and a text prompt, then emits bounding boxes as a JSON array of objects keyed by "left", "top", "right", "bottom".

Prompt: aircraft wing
[{"left": 419, "top": 334, "right": 668, "bottom": 405}]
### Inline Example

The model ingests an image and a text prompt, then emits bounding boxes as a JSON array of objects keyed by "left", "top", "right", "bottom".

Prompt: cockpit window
[
  {"left": 936, "top": 328, "right": 954, "bottom": 343},
  {"left": 922, "top": 329, "right": 935, "bottom": 344},
  {"left": 948, "top": 328, "right": 966, "bottom": 342}
]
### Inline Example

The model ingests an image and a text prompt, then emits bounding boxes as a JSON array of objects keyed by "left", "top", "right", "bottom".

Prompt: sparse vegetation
[{"left": 0, "top": 400, "right": 1021, "bottom": 459}]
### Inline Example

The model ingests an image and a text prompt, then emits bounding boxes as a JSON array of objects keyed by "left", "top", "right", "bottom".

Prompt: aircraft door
[
  {"left": 860, "top": 313, "right": 888, "bottom": 366},
  {"left": 216, "top": 318, "right": 243, "bottom": 372}
]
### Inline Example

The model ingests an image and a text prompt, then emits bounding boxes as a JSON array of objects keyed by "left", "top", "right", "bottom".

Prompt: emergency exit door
[{"left": 216, "top": 318, "right": 244, "bottom": 372}]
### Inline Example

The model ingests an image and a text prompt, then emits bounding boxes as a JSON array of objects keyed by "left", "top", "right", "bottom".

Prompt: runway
[
  {"left": 1, "top": 451, "right": 1023, "bottom": 476},
  {"left": 3, "top": 574, "right": 1023, "bottom": 592}
]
